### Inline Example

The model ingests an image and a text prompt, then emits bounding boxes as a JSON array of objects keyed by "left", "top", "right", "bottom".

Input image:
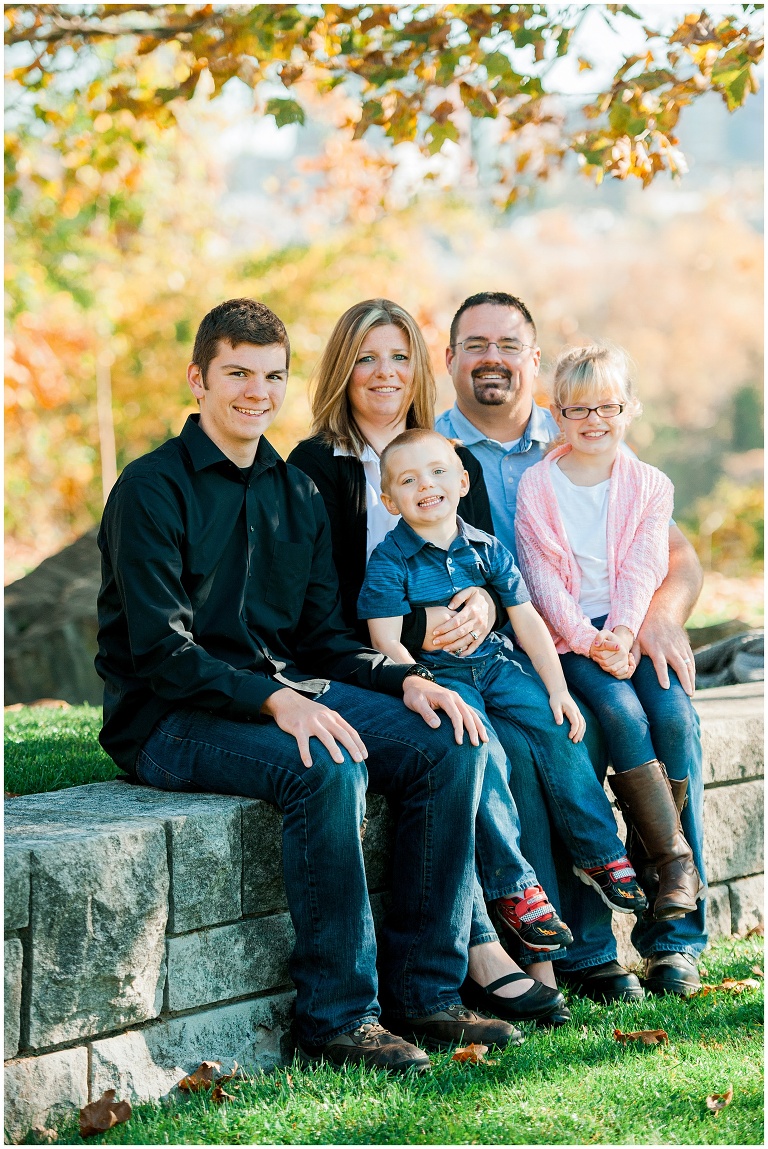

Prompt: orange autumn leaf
[
  {"left": 614, "top": 1028, "right": 669, "bottom": 1045},
  {"left": 697, "top": 978, "right": 761, "bottom": 996},
  {"left": 751, "top": 966, "right": 763, "bottom": 978},
  {"left": 79, "top": 1090, "right": 132, "bottom": 1138},
  {"left": 177, "top": 1061, "right": 221, "bottom": 1092},
  {"left": 745, "top": 924, "right": 764, "bottom": 938},
  {"left": 451, "top": 1043, "right": 488, "bottom": 1063},
  {"left": 210, "top": 1084, "right": 236, "bottom": 1104},
  {"left": 705, "top": 1085, "right": 733, "bottom": 1113}
]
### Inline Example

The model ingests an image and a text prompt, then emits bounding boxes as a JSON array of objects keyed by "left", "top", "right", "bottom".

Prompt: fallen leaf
[
  {"left": 285, "top": 1072, "right": 294, "bottom": 1090},
  {"left": 614, "top": 1028, "right": 668, "bottom": 1045},
  {"left": 745, "top": 924, "right": 764, "bottom": 938},
  {"left": 4, "top": 791, "right": 20, "bottom": 799},
  {"left": 4, "top": 703, "right": 24, "bottom": 711},
  {"left": 177, "top": 1061, "right": 221, "bottom": 1092},
  {"left": 705, "top": 1085, "right": 733, "bottom": 1114},
  {"left": 216, "top": 1061, "right": 239, "bottom": 1084},
  {"left": 751, "top": 966, "right": 763, "bottom": 978},
  {"left": 79, "top": 1090, "right": 132, "bottom": 1138},
  {"left": 30, "top": 698, "right": 71, "bottom": 709},
  {"left": 210, "top": 1084, "right": 235, "bottom": 1104},
  {"left": 698, "top": 978, "right": 760, "bottom": 996},
  {"left": 451, "top": 1043, "right": 488, "bottom": 1063}
]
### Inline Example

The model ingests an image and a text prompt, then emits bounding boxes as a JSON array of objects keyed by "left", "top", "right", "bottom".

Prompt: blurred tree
[
  {"left": 5, "top": 3, "right": 764, "bottom": 217},
  {"left": 731, "top": 384, "right": 764, "bottom": 451},
  {"left": 681, "top": 478, "right": 764, "bottom": 574}
]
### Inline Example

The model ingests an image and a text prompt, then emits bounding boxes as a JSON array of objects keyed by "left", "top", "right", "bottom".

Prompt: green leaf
[
  {"left": 265, "top": 97, "right": 306, "bottom": 128},
  {"left": 425, "top": 119, "right": 459, "bottom": 154}
]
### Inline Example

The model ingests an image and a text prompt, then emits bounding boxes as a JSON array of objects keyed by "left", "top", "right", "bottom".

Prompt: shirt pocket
[{"left": 264, "top": 539, "right": 313, "bottom": 608}]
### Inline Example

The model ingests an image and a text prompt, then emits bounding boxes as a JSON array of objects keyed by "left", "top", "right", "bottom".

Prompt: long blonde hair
[
  {"left": 310, "top": 299, "right": 436, "bottom": 455},
  {"left": 546, "top": 343, "right": 642, "bottom": 453}
]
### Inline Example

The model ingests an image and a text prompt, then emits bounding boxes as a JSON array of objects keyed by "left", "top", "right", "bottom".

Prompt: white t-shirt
[
  {"left": 333, "top": 442, "right": 400, "bottom": 561},
  {"left": 550, "top": 463, "right": 611, "bottom": 619}
]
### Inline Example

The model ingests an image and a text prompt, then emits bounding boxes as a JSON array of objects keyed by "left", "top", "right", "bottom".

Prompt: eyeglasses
[
  {"left": 560, "top": 403, "right": 625, "bottom": 420},
  {"left": 453, "top": 338, "right": 536, "bottom": 357}
]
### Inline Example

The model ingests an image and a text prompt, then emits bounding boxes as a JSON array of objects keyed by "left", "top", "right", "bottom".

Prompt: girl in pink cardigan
[{"left": 516, "top": 345, "right": 705, "bottom": 924}]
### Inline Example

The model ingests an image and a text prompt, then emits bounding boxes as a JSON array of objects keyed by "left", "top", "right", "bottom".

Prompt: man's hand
[
  {"left": 549, "top": 690, "right": 586, "bottom": 742},
  {"left": 402, "top": 675, "right": 488, "bottom": 745},
  {"left": 423, "top": 586, "right": 495, "bottom": 657},
  {"left": 634, "top": 613, "right": 696, "bottom": 696},
  {"left": 261, "top": 688, "right": 368, "bottom": 769}
]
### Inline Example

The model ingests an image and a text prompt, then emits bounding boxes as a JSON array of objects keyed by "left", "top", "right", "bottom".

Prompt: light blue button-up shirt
[{"left": 436, "top": 402, "right": 559, "bottom": 563}]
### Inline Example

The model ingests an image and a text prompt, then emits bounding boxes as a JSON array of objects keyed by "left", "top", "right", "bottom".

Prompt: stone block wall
[{"left": 4, "top": 683, "right": 763, "bottom": 1141}]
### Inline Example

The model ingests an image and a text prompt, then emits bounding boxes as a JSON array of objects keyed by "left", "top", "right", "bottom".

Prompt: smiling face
[
  {"left": 551, "top": 394, "right": 630, "bottom": 461},
  {"left": 347, "top": 323, "right": 414, "bottom": 430},
  {"left": 187, "top": 340, "right": 288, "bottom": 465},
  {"left": 446, "top": 303, "right": 540, "bottom": 416},
  {"left": 381, "top": 436, "right": 469, "bottom": 529}
]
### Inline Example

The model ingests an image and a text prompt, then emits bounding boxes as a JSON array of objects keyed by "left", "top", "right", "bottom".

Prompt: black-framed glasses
[
  {"left": 560, "top": 403, "right": 625, "bottom": 420},
  {"left": 453, "top": 338, "right": 536, "bottom": 357}
]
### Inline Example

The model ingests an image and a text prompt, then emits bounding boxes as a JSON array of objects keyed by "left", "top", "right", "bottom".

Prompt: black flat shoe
[
  {"left": 557, "top": 960, "right": 644, "bottom": 1003},
  {"left": 535, "top": 1002, "right": 571, "bottom": 1028},
  {"left": 461, "top": 972, "right": 566, "bottom": 1022},
  {"left": 643, "top": 952, "right": 700, "bottom": 997}
]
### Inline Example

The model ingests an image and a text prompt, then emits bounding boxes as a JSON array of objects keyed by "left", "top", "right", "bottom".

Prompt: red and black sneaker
[
  {"left": 573, "top": 857, "right": 647, "bottom": 915},
  {"left": 493, "top": 886, "right": 574, "bottom": 953}
]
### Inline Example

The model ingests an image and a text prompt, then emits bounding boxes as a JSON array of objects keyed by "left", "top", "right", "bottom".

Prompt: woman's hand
[{"left": 423, "top": 587, "right": 495, "bottom": 658}]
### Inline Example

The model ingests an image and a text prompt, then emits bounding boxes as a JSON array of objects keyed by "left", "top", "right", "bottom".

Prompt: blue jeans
[
  {"left": 497, "top": 647, "right": 707, "bottom": 969},
  {"left": 134, "top": 682, "right": 486, "bottom": 1048},
  {"left": 422, "top": 645, "right": 630, "bottom": 949},
  {"left": 561, "top": 635, "right": 707, "bottom": 959}
]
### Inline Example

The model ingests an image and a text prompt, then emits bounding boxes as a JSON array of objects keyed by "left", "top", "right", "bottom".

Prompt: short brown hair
[
  {"left": 310, "top": 299, "right": 436, "bottom": 456},
  {"left": 450, "top": 292, "right": 537, "bottom": 346},
  {"left": 380, "top": 428, "right": 464, "bottom": 493},
  {"left": 192, "top": 298, "right": 290, "bottom": 383}
]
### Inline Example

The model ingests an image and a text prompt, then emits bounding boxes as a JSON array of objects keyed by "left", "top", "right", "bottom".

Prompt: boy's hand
[
  {"left": 549, "top": 690, "right": 586, "bottom": 742},
  {"left": 402, "top": 676, "right": 488, "bottom": 746},
  {"left": 261, "top": 688, "right": 368, "bottom": 769}
]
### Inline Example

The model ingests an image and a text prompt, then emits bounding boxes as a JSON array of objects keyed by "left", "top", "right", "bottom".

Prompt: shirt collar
[
  {"left": 180, "top": 414, "right": 280, "bottom": 473},
  {"left": 333, "top": 441, "right": 379, "bottom": 464},
  {"left": 447, "top": 401, "right": 553, "bottom": 452},
  {"left": 388, "top": 514, "right": 483, "bottom": 558}
]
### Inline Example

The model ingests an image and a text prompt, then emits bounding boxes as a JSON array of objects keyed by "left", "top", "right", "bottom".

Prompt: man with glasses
[{"left": 436, "top": 291, "right": 706, "bottom": 1002}]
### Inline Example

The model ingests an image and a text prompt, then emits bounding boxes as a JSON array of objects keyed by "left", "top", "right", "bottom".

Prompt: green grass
[
  {"left": 4, "top": 704, "right": 118, "bottom": 795},
  {"left": 51, "top": 937, "right": 763, "bottom": 1146}
]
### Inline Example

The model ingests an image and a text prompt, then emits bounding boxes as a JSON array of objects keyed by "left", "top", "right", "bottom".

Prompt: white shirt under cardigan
[
  {"left": 549, "top": 462, "right": 611, "bottom": 619},
  {"left": 333, "top": 443, "right": 400, "bottom": 561}
]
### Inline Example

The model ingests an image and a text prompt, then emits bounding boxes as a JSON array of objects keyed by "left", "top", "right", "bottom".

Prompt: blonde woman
[{"left": 289, "top": 300, "right": 571, "bottom": 1027}]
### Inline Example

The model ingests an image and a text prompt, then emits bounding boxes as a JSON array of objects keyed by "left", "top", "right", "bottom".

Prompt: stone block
[
  {"left": 612, "top": 912, "right": 641, "bottom": 970},
  {"left": 694, "top": 685, "right": 763, "bottom": 784},
  {"left": 90, "top": 992, "right": 295, "bottom": 1102},
  {"left": 4, "top": 1048, "right": 88, "bottom": 1144},
  {"left": 7, "top": 784, "right": 244, "bottom": 933},
  {"left": 703, "top": 780, "right": 764, "bottom": 884},
  {"left": 4, "top": 939, "right": 23, "bottom": 1060},
  {"left": 4, "top": 847, "right": 30, "bottom": 931},
  {"left": 729, "top": 874, "right": 764, "bottom": 935},
  {"left": 242, "top": 800, "right": 286, "bottom": 915},
  {"left": 167, "top": 914, "right": 295, "bottom": 1012},
  {"left": 22, "top": 823, "right": 168, "bottom": 1048},
  {"left": 704, "top": 883, "right": 733, "bottom": 941}
]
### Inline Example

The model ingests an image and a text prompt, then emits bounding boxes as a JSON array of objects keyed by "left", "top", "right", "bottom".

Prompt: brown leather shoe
[
  {"left": 390, "top": 1003, "right": 523, "bottom": 1049},
  {"left": 296, "top": 1022, "right": 431, "bottom": 1073}
]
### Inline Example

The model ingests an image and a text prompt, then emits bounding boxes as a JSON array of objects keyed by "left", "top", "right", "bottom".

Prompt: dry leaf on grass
[
  {"left": 697, "top": 978, "right": 761, "bottom": 997},
  {"left": 28, "top": 1127, "right": 58, "bottom": 1144},
  {"left": 705, "top": 1086, "right": 733, "bottom": 1114},
  {"left": 751, "top": 966, "right": 763, "bottom": 978},
  {"left": 178, "top": 1060, "right": 240, "bottom": 1100},
  {"left": 745, "top": 924, "right": 764, "bottom": 938},
  {"left": 451, "top": 1043, "right": 488, "bottom": 1063},
  {"left": 210, "top": 1084, "right": 236, "bottom": 1104},
  {"left": 79, "top": 1090, "right": 132, "bottom": 1138},
  {"left": 4, "top": 791, "right": 20, "bottom": 799},
  {"left": 614, "top": 1028, "right": 668, "bottom": 1045}
]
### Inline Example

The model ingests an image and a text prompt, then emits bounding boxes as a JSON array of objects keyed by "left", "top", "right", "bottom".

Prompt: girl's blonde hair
[
  {"left": 310, "top": 299, "right": 436, "bottom": 455},
  {"left": 547, "top": 343, "right": 642, "bottom": 452}
]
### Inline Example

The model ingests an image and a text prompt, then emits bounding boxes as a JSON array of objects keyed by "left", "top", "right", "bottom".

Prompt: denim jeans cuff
[
  {"left": 469, "top": 931, "right": 499, "bottom": 948},
  {"left": 485, "top": 880, "right": 537, "bottom": 902},
  {"left": 302, "top": 1012, "right": 380, "bottom": 1049},
  {"left": 641, "top": 945, "right": 704, "bottom": 959},
  {"left": 557, "top": 951, "right": 617, "bottom": 973},
  {"left": 571, "top": 848, "right": 628, "bottom": 869}
]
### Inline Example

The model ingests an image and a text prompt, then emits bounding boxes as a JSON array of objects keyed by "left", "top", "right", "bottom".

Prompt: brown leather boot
[
  {"left": 626, "top": 776, "right": 690, "bottom": 919},
  {"left": 609, "top": 761, "right": 704, "bottom": 921}
]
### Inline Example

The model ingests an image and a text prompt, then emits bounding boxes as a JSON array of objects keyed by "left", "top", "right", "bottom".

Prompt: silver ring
[
  {"left": 456, "top": 646, "right": 465, "bottom": 654},
  {"left": 470, "top": 631, "right": 480, "bottom": 641},
  {"left": 683, "top": 656, "right": 692, "bottom": 663}
]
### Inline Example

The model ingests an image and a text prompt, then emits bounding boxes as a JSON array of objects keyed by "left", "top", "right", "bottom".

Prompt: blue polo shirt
[
  {"left": 435, "top": 402, "right": 558, "bottom": 563},
  {"left": 357, "top": 516, "right": 530, "bottom": 660}
]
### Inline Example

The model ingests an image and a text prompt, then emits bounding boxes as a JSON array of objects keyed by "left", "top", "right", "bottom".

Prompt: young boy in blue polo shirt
[{"left": 357, "top": 428, "right": 646, "bottom": 972}]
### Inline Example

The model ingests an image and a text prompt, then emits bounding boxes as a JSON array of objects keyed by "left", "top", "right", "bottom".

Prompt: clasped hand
[
  {"left": 423, "top": 586, "right": 495, "bottom": 657},
  {"left": 262, "top": 681, "right": 487, "bottom": 769},
  {"left": 589, "top": 628, "right": 636, "bottom": 679}
]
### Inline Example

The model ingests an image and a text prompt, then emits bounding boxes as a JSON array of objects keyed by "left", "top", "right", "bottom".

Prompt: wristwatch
[{"left": 402, "top": 664, "right": 436, "bottom": 684}]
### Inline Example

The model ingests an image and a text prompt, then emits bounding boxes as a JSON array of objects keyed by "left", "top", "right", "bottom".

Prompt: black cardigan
[{"left": 287, "top": 434, "right": 498, "bottom": 651}]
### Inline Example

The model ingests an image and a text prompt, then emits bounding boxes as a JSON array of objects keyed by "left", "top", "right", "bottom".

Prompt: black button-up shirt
[{"left": 96, "top": 415, "right": 411, "bottom": 774}]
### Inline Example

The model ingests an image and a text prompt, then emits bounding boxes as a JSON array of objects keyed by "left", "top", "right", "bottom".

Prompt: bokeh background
[{"left": 5, "top": 5, "right": 763, "bottom": 630}]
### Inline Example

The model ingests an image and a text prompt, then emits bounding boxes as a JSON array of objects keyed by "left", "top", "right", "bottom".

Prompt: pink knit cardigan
[{"left": 515, "top": 444, "right": 674, "bottom": 655}]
